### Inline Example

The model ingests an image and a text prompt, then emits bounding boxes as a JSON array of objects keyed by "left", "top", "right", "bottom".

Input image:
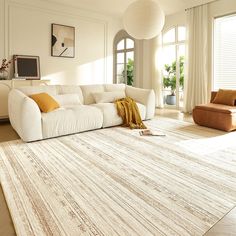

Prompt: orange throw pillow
[
  {"left": 212, "top": 89, "right": 236, "bottom": 106},
  {"left": 30, "top": 93, "right": 60, "bottom": 113}
]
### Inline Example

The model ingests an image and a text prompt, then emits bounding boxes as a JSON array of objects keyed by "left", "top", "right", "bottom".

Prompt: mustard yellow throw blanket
[{"left": 115, "top": 97, "right": 147, "bottom": 129}]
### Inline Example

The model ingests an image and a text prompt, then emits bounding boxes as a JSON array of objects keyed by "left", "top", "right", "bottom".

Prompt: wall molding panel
[{"left": 1, "top": 0, "right": 122, "bottom": 84}]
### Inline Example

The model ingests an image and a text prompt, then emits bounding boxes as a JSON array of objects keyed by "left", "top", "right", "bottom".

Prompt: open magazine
[{"left": 139, "top": 129, "right": 166, "bottom": 137}]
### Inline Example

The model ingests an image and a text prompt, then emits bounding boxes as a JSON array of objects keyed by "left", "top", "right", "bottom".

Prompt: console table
[{"left": 0, "top": 79, "right": 50, "bottom": 119}]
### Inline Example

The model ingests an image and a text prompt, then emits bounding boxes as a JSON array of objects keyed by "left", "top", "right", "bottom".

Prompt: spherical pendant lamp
[{"left": 123, "top": 0, "right": 165, "bottom": 40}]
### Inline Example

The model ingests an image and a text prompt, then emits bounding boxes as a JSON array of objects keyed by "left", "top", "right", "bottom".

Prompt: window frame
[
  {"left": 162, "top": 25, "right": 186, "bottom": 109},
  {"left": 113, "top": 30, "right": 135, "bottom": 85},
  {"left": 213, "top": 13, "right": 236, "bottom": 91}
]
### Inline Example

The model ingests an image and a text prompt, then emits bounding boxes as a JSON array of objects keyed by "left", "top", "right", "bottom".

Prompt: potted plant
[
  {"left": 0, "top": 58, "right": 12, "bottom": 80},
  {"left": 122, "top": 58, "right": 134, "bottom": 86},
  {"left": 163, "top": 56, "right": 184, "bottom": 105}
]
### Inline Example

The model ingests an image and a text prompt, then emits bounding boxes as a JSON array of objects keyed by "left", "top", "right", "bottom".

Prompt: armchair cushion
[
  {"left": 212, "top": 89, "right": 236, "bottom": 106},
  {"left": 195, "top": 103, "right": 236, "bottom": 114}
]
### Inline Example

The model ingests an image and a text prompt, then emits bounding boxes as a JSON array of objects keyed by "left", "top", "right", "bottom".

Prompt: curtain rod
[{"left": 185, "top": 0, "right": 219, "bottom": 11}]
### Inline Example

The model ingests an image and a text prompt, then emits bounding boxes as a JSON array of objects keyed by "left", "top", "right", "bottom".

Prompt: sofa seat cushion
[
  {"left": 41, "top": 105, "right": 103, "bottom": 139},
  {"left": 92, "top": 102, "right": 146, "bottom": 128},
  {"left": 195, "top": 103, "right": 236, "bottom": 114}
]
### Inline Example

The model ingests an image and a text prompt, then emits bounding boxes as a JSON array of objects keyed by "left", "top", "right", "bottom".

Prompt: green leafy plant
[
  {"left": 122, "top": 58, "right": 134, "bottom": 86},
  {"left": 163, "top": 56, "right": 184, "bottom": 95}
]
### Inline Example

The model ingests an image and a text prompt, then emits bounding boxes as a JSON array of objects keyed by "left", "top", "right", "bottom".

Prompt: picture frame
[
  {"left": 13, "top": 55, "right": 40, "bottom": 80},
  {"left": 51, "top": 23, "right": 75, "bottom": 58}
]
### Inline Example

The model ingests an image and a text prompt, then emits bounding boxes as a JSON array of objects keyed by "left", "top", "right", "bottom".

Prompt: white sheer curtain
[
  {"left": 152, "top": 34, "right": 164, "bottom": 108},
  {"left": 183, "top": 5, "right": 208, "bottom": 113}
]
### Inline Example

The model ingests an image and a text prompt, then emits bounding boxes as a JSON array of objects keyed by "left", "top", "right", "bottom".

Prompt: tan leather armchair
[{"left": 192, "top": 92, "right": 236, "bottom": 132}]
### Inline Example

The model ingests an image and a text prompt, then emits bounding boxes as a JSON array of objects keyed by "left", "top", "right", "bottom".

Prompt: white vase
[
  {"left": 0, "top": 70, "right": 8, "bottom": 80},
  {"left": 166, "top": 95, "right": 176, "bottom": 105}
]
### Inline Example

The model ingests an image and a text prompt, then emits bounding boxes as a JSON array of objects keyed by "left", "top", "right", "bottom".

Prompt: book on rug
[{"left": 139, "top": 129, "right": 166, "bottom": 136}]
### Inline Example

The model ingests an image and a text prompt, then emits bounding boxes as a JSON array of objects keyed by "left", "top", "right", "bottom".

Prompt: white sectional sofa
[{"left": 8, "top": 84, "right": 155, "bottom": 142}]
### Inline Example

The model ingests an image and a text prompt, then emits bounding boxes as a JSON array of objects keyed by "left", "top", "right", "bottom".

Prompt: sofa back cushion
[
  {"left": 212, "top": 89, "right": 236, "bottom": 106},
  {"left": 125, "top": 85, "right": 155, "bottom": 119},
  {"left": 92, "top": 91, "right": 126, "bottom": 103},
  {"left": 104, "top": 84, "right": 126, "bottom": 92},
  {"left": 53, "top": 94, "right": 82, "bottom": 107},
  {"left": 80, "top": 85, "right": 105, "bottom": 105},
  {"left": 17, "top": 85, "right": 58, "bottom": 96},
  {"left": 57, "top": 85, "right": 84, "bottom": 104}
]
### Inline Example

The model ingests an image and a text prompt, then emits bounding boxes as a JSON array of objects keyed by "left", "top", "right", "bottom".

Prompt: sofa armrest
[
  {"left": 125, "top": 86, "right": 155, "bottom": 119},
  {"left": 8, "top": 89, "right": 43, "bottom": 142},
  {"left": 210, "top": 91, "right": 218, "bottom": 103}
]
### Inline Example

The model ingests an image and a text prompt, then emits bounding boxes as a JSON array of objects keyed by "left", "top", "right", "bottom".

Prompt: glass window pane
[
  {"left": 126, "top": 52, "right": 134, "bottom": 86},
  {"left": 126, "top": 51, "right": 134, "bottom": 63},
  {"left": 162, "top": 45, "right": 176, "bottom": 73},
  {"left": 162, "top": 45, "right": 176, "bottom": 106},
  {"left": 126, "top": 38, "right": 134, "bottom": 49},
  {"left": 179, "top": 44, "right": 185, "bottom": 57},
  {"left": 163, "top": 28, "right": 175, "bottom": 44},
  {"left": 178, "top": 26, "right": 186, "bottom": 41},
  {"left": 117, "top": 74, "right": 125, "bottom": 84},
  {"left": 117, "top": 52, "right": 124, "bottom": 63},
  {"left": 117, "top": 39, "right": 125, "bottom": 50},
  {"left": 117, "top": 64, "right": 124, "bottom": 75},
  {"left": 214, "top": 15, "right": 236, "bottom": 90}
]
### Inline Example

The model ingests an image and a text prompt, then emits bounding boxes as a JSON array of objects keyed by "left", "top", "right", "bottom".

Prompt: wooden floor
[
  {"left": 0, "top": 120, "right": 19, "bottom": 142},
  {"left": 0, "top": 185, "right": 16, "bottom": 236},
  {"left": 0, "top": 109, "right": 235, "bottom": 236},
  {"left": 205, "top": 207, "right": 236, "bottom": 236},
  {"left": 0, "top": 120, "right": 18, "bottom": 236}
]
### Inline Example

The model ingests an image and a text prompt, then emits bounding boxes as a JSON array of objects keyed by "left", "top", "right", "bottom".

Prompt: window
[
  {"left": 114, "top": 31, "right": 135, "bottom": 86},
  {"left": 162, "top": 26, "right": 186, "bottom": 108},
  {"left": 214, "top": 14, "right": 236, "bottom": 90}
]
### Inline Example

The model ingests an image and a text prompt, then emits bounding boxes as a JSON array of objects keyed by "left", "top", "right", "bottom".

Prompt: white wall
[
  {"left": 135, "top": 40, "right": 152, "bottom": 89},
  {"left": 0, "top": 0, "right": 4, "bottom": 61},
  {"left": 163, "top": 10, "right": 186, "bottom": 32},
  {"left": 0, "top": 0, "right": 123, "bottom": 85},
  {"left": 4, "top": 0, "right": 234, "bottom": 89}
]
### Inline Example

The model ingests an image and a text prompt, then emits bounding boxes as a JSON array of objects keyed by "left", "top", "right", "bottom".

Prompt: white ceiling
[{"left": 43, "top": 0, "right": 216, "bottom": 16}]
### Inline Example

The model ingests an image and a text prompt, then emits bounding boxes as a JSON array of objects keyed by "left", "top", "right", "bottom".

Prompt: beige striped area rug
[{"left": 1, "top": 117, "right": 236, "bottom": 236}]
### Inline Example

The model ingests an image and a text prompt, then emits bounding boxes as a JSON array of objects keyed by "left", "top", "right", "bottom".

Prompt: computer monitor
[{"left": 14, "top": 55, "right": 40, "bottom": 80}]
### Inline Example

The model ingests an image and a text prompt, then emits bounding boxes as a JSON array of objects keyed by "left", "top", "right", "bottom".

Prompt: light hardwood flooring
[
  {"left": 204, "top": 207, "right": 236, "bottom": 236},
  {"left": 155, "top": 108, "right": 193, "bottom": 123},
  {"left": 0, "top": 109, "right": 235, "bottom": 236},
  {"left": 0, "top": 185, "right": 16, "bottom": 236},
  {"left": 0, "top": 120, "right": 18, "bottom": 236},
  {"left": 0, "top": 120, "right": 19, "bottom": 142}
]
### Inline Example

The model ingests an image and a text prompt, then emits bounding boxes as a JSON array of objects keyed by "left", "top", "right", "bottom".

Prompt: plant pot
[
  {"left": 166, "top": 95, "right": 176, "bottom": 105},
  {"left": 0, "top": 70, "right": 8, "bottom": 80}
]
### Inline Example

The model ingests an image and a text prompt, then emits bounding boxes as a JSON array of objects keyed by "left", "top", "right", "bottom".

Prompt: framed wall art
[{"left": 51, "top": 23, "right": 75, "bottom": 58}]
